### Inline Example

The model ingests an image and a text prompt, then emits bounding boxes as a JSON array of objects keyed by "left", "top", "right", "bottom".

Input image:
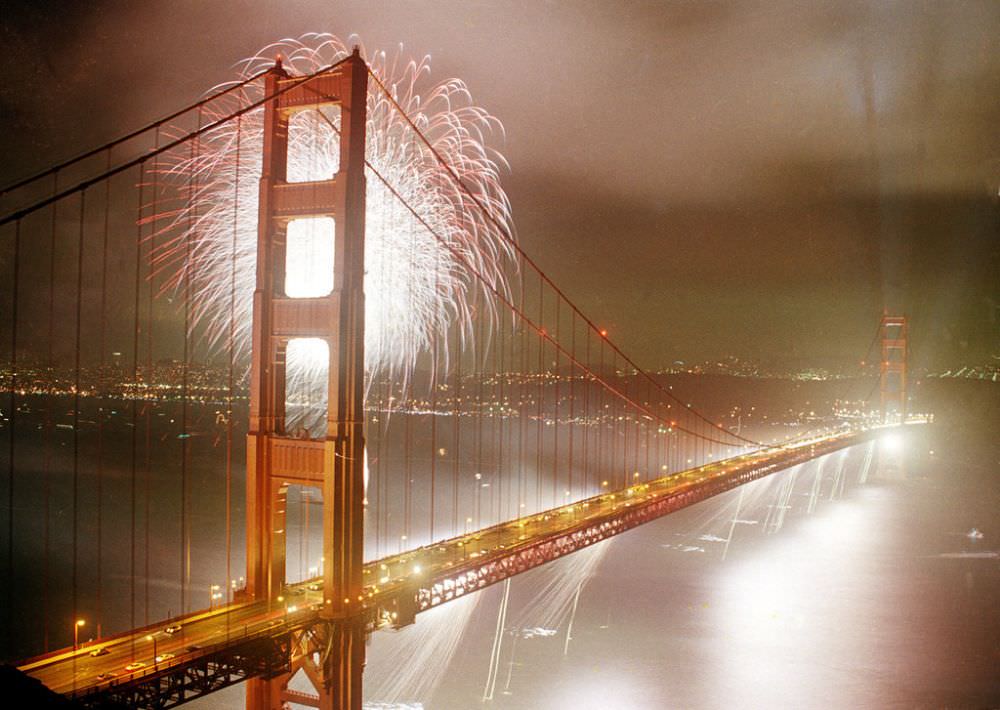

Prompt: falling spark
[
  {"left": 365, "top": 591, "right": 480, "bottom": 704},
  {"left": 512, "top": 539, "right": 612, "bottom": 632}
]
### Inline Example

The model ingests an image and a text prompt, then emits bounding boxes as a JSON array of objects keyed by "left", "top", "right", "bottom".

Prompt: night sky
[{"left": 2, "top": 0, "right": 998, "bottom": 369}]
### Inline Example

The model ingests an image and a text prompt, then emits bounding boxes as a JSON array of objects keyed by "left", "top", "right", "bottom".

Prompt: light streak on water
[{"left": 709, "top": 495, "right": 884, "bottom": 707}]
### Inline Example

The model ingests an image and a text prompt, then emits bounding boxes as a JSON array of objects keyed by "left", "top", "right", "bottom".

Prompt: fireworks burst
[{"left": 153, "top": 33, "right": 515, "bottom": 417}]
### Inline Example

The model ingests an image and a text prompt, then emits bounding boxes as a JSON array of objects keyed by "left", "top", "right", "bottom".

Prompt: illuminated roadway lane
[{"left": 19, "top": 424, "right": 912, "bottom": 702}]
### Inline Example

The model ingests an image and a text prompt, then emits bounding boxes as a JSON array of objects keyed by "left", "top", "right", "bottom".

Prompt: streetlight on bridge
[{"left": 73, "top": 619, "right": 86, "bottom": 650}]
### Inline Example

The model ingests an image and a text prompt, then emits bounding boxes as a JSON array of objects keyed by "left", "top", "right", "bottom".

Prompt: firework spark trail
[
  {"left": 669, "top": 450, "right": 858, "bottom": 556},
  {"left": 858, "top": 440, "right": 875, "bottom": 485},
  {"left": 694, "top": 447, "right": 873, "bottom": 562},
  {"left": 151, "top": 34, "right": 515, "bottom": 426},
  {"left": 363, "top": 591, "right": 480, "bottom": 705},
  {"left": 472, "top": 539, "right": 612, "bottom": 698},
  {"left": 806, "top": 456, "right": 826, "bottom": 514},
  {"left": 653, "top": 469, "right": 776, "bottom": 550},
  {"left": 767, "top": 462, "right": 801, "bottom": 534},
  {"left": 511, "top": 538, "right": 612, "bottom": 632}
]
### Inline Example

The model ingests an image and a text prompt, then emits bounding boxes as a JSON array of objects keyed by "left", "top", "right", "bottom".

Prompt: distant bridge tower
[
  {"left": 245, "top": 50, "right": 368, "bottom": 710},
  {"left": 879, "top": 314, "right": 907, "bottom": 424}
]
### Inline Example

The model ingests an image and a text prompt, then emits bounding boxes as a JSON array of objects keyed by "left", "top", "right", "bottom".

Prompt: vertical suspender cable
[
  {"left": 568, "top": 311, "right": 575, "bottom": 504},
  {"left": 637, "top": 377, "right": 644, "bottom": 480},
  {"left": 145, "top": 129, "right": 158, "bottom": 625},
  {"left": 43, "top": 175, "right": 56, "bottom": 652},
  {"left": 535, "top": 274, "right": 542, "bottom": 514},
  {"left": 488, "top": 300, "right": 496, "bottom": 525},
  {"left": 72, "top": 190, "right": 86, "bottom": 666},
  {"left": 451, "top": 314, "right": 460, "bottom": 536},
  {"left": 179, "top": 108, "right": 200, "bottom": 615},
  {"left": 552, "top": 298, "right": 559, "bottom": 508},
  {"left": 517, "top": 268, "right": 525, "bottom": 517},
  {"left": 404, "top": 389, "right": 412, "bottom": 547},
  {"left": 610, "top": 343, "right": 615, "bottom": 483},
  {"left": 225, "top": 113, "right": 242, "bottom": 612},
  {"left": 493, "top": 298, "right": 508, "bottom": 535},
  {"left": 583, "top": 322, "right": 590, "bottom": 496},
  {"left": 429, "top": 252, "right": 438, "bottom": 543},
  {"left": 642, "top": 382, "right": 659, "bottom": 483},
  {"left": 373, "top": 373, "right": 382, "bottom": 559},
  {"left": 97, "top": 147, "right": 112, "bottom": 640},
  {"left": 587, "top": 335, "right": 608, "bottom": 493},
  {"left": 130, "top": 160, "right": 144, "bottom": 656},
  {"left": 6, "top": 220, "right": 20, "bottom": 655},
  {"left": 474, "top": 306, "right": 482, "bottom": 527},
  {"left": 403, "top": 223, "right": 416, "bottom": 548}
]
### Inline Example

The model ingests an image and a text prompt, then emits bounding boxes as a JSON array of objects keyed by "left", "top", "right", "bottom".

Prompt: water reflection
[{"left": 710, "top": 492, "right": 888, "bottom": 707}]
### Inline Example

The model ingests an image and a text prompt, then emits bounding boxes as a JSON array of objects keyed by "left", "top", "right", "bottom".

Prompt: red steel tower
[
  {"left": 245, "top": 49, "right": 368, "bottom": 710},
  {"left": 879, "top": 314, "right": 908, "bottom": 424}
]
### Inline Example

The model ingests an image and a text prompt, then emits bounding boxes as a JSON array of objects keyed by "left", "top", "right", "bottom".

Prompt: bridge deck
[{"left": 19, "top": 425, "right": 897, "bottom": 706}]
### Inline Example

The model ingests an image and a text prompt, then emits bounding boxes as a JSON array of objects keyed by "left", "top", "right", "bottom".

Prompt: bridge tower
[
  {"left": 879, "top": 314, "right": 907, "bottom": 424},
  {"left": 245, "top": 50, "right": 368, "bottom": 710}
]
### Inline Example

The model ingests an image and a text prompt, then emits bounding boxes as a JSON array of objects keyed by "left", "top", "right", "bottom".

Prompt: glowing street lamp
[
  {"left": 209, "top": 584, "right": 223, "bottom": 609},
  {"left": 73, "top": 619, "right": 86, "bottom": 650},
  {"left": 146, "top": 634, "right": 157, "bottom": 664}
]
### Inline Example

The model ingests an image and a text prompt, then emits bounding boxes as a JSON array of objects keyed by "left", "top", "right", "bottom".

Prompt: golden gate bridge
[{"left": 0, "top": 47, "right": 917, "bottom": 709}]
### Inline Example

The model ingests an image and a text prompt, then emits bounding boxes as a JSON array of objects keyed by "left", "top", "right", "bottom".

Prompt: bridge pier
[
  {"left": 244, "top": 618, "right": 366, "bottom": 710},
  {"left": 323, "top": 619, "right": 367, "bottom": 710},
  {"left": 245, "top": 50, "right": 369, "bottom": 710}
]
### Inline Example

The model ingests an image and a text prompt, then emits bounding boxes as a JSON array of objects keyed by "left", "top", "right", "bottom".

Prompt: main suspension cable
[
  {"left": 0, "top": 57, "right": 353, "bottom": 228},
  {"left": 362, "top": 156, "right": 743, "bottom": 449},
  {"left": 365, "top": 67, "right": 763, "bottom": 450},
  {"left": 0, "top": 68, "right": 270, "bottom": 197},
  {"left": 297, "top": 80, "right": 751, "bottom": 451}
]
